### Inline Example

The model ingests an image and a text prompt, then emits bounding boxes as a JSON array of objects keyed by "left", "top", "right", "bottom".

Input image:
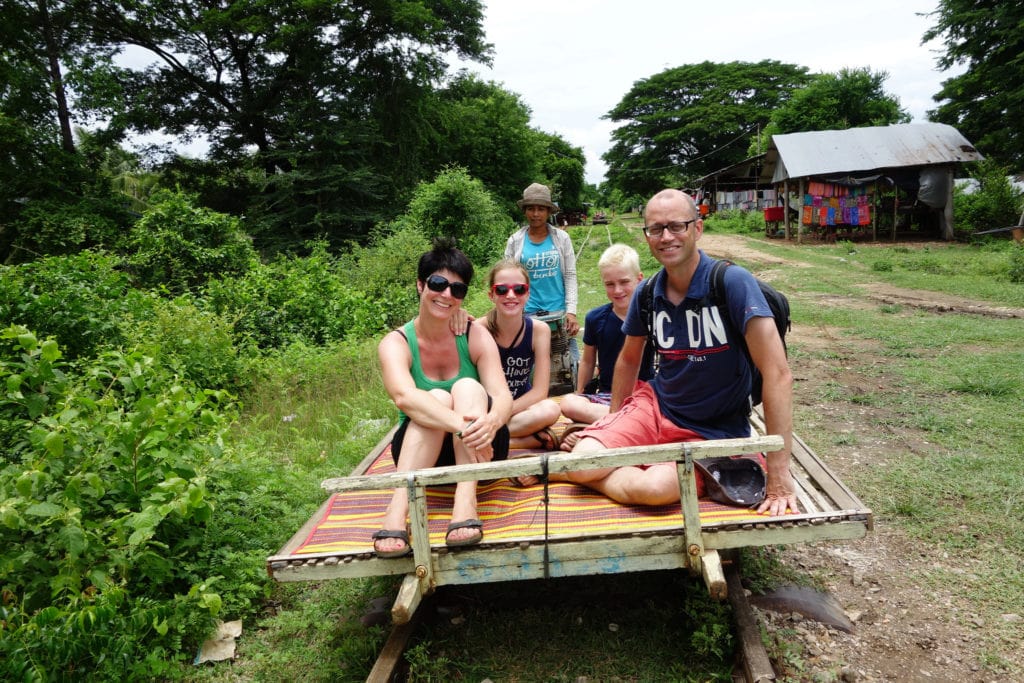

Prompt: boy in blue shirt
[{"left": 560, "top": 244, "right": 654, "bottom": 448}]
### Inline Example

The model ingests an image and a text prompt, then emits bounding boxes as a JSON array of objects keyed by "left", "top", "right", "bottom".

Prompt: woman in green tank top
[{"left": 373, "top": 240, "right": 513, "bottom": 557}]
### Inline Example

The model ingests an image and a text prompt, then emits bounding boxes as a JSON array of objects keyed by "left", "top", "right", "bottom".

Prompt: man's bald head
[{"left": 646, "top": 189, "right": 698, "bottom": 218}]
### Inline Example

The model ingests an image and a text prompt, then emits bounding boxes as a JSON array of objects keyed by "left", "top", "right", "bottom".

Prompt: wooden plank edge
[
  {"left": 365, "top": 605, "right": 420, "bottom": 683},
  {"left": 725, "top": 556, "right": 777, "bottom": 682}
]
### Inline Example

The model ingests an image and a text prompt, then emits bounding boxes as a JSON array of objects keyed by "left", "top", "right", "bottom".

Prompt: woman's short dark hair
[{"left": 417, "top": 236, "right": 474, "bottom": 284}]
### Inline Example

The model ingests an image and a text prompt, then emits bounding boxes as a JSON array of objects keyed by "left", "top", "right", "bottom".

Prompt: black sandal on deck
[
  {"left": 372, "top": 529, "right": 412, "bottom": 558},
  {"left": 445, "top": 518, "right": 483, "bottom": 547}
]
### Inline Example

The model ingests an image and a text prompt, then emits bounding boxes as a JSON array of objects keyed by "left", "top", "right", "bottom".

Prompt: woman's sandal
[
  {"left": 445, "top": 518, "right": 483, "bottom": 547},
  {"left": 371, "top": 529, "right": 412, "bottom": 558},
  {"left": 532, "top": 426, "right": 560, "bottom": 451}
]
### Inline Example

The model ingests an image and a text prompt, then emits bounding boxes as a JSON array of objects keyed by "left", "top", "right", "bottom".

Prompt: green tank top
[{"left": 397, "top": 321, "right": 478, "bottom": 419}]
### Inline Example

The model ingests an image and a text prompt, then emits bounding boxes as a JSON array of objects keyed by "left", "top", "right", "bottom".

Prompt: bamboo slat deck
[{"left": 267, "top": 415, "right": 872, "bottom": 622}]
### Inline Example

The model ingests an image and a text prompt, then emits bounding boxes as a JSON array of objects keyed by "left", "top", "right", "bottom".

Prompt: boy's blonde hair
[{"left": 597, "top": 243, "right": 641, "bottom": 276}]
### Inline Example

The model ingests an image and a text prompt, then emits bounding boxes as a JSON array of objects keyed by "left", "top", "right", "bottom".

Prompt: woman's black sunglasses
[{"left": 425, "top": 274, "right": 468, "bottom": 300}]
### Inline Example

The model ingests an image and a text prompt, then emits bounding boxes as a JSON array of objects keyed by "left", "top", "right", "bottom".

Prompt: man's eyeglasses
[
  {"left": 492, "top": 282, "right": 529, "bottom": 297},
  {"left": 643, "top": 219, "right": 696, "bottom": 239},
  {"left": 425, "top": 274, "right": 468, "bottom": 300}
]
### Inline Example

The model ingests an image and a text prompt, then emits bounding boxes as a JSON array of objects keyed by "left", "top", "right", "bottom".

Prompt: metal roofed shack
[{"left": 697, "top": 123, "right": 983, "bottom": 242}]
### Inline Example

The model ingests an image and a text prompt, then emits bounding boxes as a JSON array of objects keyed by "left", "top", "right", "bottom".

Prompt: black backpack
[{"left": 638, "top": 259, "right": 790, "bottom": 406}]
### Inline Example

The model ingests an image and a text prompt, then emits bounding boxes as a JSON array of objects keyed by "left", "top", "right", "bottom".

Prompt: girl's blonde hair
[{"left": 484, "top": 259, "right": 530, "bottom": 337}]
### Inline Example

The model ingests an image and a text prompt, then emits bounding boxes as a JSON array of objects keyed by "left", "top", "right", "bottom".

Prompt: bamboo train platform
[{"left": 267, "top": 412, "right": 873, "bottom": 628}]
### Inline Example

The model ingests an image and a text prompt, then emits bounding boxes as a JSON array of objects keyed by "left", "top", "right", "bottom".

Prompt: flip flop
[
  {"left": 559, "top": 422, "right": 589, "bottom": 451},
  {"left": 445, "top": 518, "right": 483, "bottom": 547},
  {"left": 371, "top": 529, "right": 412, "bottom": 558}
]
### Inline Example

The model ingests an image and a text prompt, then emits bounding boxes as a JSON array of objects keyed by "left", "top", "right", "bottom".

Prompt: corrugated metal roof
[{"left": 769, "top": 122, "right": 983, "bottom": 183}]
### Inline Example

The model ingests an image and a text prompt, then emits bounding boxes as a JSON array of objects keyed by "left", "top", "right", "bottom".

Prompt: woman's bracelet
[{"left": 455, "top": 419, "right": 476, "bottom": 439}]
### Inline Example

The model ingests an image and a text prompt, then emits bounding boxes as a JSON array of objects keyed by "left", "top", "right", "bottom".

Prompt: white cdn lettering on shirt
[{"left": 655, "top": 306, "right": 728, "bottom": 349}]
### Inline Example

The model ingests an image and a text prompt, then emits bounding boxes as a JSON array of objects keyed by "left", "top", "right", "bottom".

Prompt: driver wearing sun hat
[{"left": 504, "top": 183, "right": 579, "bottom": 336}]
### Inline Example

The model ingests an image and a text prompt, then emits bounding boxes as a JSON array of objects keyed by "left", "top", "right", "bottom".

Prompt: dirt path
[{"left": 699, "top": 234, "right": 1022, "bottom": 682}]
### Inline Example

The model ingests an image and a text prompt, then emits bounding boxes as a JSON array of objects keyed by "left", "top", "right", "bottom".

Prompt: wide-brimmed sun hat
[{"left": 517, "top": 183, "right": 559, "bottom": 211}]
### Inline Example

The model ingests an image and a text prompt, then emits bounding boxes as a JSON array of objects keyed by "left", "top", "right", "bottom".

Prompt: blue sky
[{"left": 453, "top": 0, "right": 961, "bottom": 185}]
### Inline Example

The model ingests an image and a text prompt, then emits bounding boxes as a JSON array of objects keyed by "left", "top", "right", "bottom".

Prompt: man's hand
[{"left": 757, "top": 469, "right": 800, "bottom": 516}]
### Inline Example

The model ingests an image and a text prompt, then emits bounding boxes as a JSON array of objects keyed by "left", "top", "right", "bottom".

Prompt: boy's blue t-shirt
[
  {"left": 521, "top": 234, "right": 565, "bottom": 315},
  {"left": 622, "top": 251, "right": 773, "bottom": 439},
  {"left": 583, "top": 303, "right": 655, "bottom": 393}
]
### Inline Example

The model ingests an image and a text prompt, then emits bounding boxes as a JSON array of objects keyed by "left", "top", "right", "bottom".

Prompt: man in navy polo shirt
[{"left": 552, "top": 189, "right": 799, "bottom": 516}]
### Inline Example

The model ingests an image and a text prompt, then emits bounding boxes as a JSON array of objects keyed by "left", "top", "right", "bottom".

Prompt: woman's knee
[{"left": 427, "top": 388, "right": 453, "bottom": 406}]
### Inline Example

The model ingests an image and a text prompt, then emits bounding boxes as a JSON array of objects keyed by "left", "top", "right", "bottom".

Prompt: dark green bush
[
  {"left": 1009, "top": 242, "right": 1024, "bottom": 284},
  {"left": 0, "top": 250, "right": 152, "bottom": 361},
  {"left": 124, "top": 189, "right": 258, "bottom": 294},
  {"left": 127, "top": 294, "right": 251, "bottom": 392},
  {"left": 703, "top": 208, "right": 765, "bottom": 234},
  {"left": 203, "top": 240, "right": 408, "bottom": 349},
  {"left": 12, "top": 196, "right": 131, "bottom": 257}
]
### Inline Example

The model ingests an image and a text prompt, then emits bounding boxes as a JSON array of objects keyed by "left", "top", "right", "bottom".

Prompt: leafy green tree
[
  {"left": 925, "top": 1, "right": 1024, "bottom": 168},
  {"left": 602, "top": 60, "right": 811, "bottom": 198},
  {"left": 429, "top": 73, "right": 542, "bottom": 211},
  {"left": 81, "top": 0, "right": 492, "bottom": 246},
  {"left": 954, "top": 158, "right": 1024, "bottom": 238},
  {"left": 750, "top": 68, "right": 911, "bottom": 155},
  {"left": 535, "top": 131, "right": 586, "bottom": 212},
  {"left": 0, "top": 2, "right": 138, "bottom": 262}
]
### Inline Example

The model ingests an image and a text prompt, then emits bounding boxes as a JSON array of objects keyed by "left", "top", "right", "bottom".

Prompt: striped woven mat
[{"left": 293, "top": 442, "right": 769, "bottom": 555}]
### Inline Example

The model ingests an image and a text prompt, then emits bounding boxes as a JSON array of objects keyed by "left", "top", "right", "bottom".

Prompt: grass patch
[{"left": 180, "top": 229, "right": 1024, "bottom": 680}]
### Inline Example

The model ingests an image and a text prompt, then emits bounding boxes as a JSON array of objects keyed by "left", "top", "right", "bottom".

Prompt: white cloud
[{"left": 454, "top": 0, "right": 964, "bottom": 185}]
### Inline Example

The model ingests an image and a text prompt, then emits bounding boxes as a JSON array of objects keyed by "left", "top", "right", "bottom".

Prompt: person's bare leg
[
  {"left": 574, "top": 463, "right": 681, "bottom": 505},
  {"left": 516, "top": 435, "right": 615, "bottom": 487},
  {"left": 507, "top": 398, "right": 562, "bottom": 449},
  {"left": 559, "top": 394, "right": 610, "bottom": 425},
  {"left": 447, "top": 378, "right": 491, "bottom": 544},
  {"left": 377, "top": 389, "right": 451, "bottom": 554}
]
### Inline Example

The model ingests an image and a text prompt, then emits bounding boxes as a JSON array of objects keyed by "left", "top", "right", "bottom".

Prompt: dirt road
[{"left": 699, "top": 234, "right": 1021, "bottom": 682}]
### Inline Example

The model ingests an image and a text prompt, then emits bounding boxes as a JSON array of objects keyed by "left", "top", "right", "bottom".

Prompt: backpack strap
[
  {"left": 710, "top": 259, "right": 748, "bottom": 360},
  {"left": 638, "top": 270, "right": 659, "bottom": 352}
]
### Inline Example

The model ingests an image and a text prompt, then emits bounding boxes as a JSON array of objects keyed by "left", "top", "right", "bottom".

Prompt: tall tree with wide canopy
[
  {"left": 750, "top": 67, "right": 911, "bottom": 155},
  {"left": 602, "top": 60, "right": 811, "bottom": 198},
  {"left": 924, "top": 0, "right": 1024, "bottom": 168},
  {"left": 429, "top": 73, "right": 542, "bottom": 211},
  {"left": 83, "top": 0, "right": 493, "bottom": 245}
]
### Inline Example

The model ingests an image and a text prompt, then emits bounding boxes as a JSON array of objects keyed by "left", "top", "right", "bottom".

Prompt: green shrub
[
  {"left": 1009, "top": 242, "right": 1024, "bottom": 284},
  {"left": 703, "top": 208, "right": 764, "bottom": 234},
  {"left": 124, "top": 189, "right": 258, "bottom": 294},
  {"left": 0, "top": 327, "right": 243, "bottom": 679},
  {"left": 954, "top": 159, "right": 1024, "bottom": 239},
  {"left": 402, "top": 166, "right": 514, "bottom": 267},
  {"left": 127, "top": 294, "right": 251, "bottom": 392},
  {"left": 203, "top": 240, "right": 407, "bottom": 349},
  {"left": 0, "top": 250, "right": 152, "bottom": 361}
]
